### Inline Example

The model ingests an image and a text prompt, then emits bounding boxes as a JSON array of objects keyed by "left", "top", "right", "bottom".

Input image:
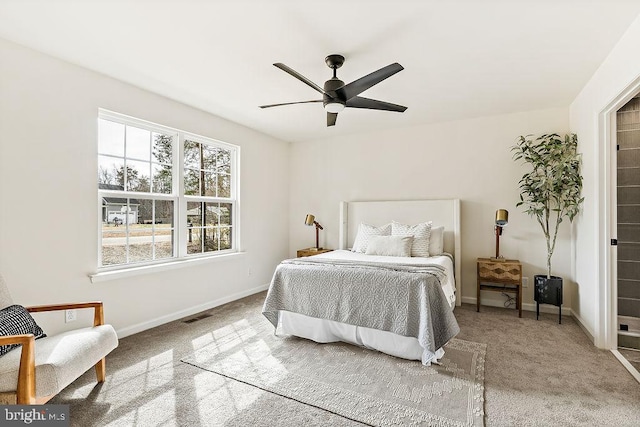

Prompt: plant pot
[{"left": 534, "top": 275, "right": 563, "bottom": 323}]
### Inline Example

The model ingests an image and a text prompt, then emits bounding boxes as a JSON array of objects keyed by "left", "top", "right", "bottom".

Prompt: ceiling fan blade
[
  {"left": 345, "top": 96, "right": 407, "bottom": 112},
  {"left": 259, "top": 100, "right": 322, "bottom": 109},
  {"left": 340, "top": 63, "right": 404, "bottom": 100},
  {"left": 274, "top": 63, "right": 329, "bottom": 96},
  {"left": 327, "top": 112, "right": 338, "bottom": 127}
]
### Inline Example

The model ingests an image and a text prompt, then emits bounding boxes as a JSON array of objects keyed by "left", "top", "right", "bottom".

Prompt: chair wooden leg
[{"left": 95, "top": 358, "right": 106, "bottom": 383}]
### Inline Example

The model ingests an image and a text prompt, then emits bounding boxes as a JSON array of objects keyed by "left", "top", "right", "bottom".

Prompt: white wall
[
  {"left": 570, "top": 14, "right": 640, "bottom": 347},
  {"left": 0, "top": 38, "right": 290, "bottom": 336},
  {"left": 289, "top": 107, "right": 571, "bottom": 308}
]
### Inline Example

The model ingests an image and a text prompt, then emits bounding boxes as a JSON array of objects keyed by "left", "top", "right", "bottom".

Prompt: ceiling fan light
[{"left": 324, "top": 102, "right": 345, "bottom": 113}]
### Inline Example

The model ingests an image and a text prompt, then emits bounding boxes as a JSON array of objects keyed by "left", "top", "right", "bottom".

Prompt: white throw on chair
[{"left": 0, "top": 274, "right": 118, "bottom": 404}]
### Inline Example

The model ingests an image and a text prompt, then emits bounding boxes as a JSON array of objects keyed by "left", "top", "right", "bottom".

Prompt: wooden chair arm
[
  {"left": 26, "top": 302, "right": 104, "bottom": 326},
  {"left": 0, "top": 334, "right": 35, "bottom": 404}
]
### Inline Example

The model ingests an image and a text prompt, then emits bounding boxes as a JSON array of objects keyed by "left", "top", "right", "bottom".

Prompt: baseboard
[
  {"left": 116, "top": 283, "right": 270, "bottom": 338},
  {"left": 571, "top": 308, "right": 596, "bottom": 345},
  {"left": 612, "top": 349, "right": 640, "bottom": 384},
  {"left": 461, "top": 296, "right": 572, "bottom": 316}
]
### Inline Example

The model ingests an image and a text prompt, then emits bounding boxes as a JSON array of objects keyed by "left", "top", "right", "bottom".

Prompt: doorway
[{"left": 616, "top": 93, "right": 640, "bottom": 372}]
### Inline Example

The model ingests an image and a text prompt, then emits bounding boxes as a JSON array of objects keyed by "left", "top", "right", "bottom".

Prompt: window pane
[
  {"left": 220, "top": 227, "right": 232, "bottom": 250},
  {"left": 104, "top": 197, "right": 135, "bottom": 225},
  {"left": 101, "top": 229, "right": 126, "bottom": 266},
  {"left": 126, "top": 160, "right": 151, "bottom": 192},
  {"left": 219, "top": 203, "right": 232, "bottom": 226},
  {"left": 98, "top": 119, "right": 125, "bottom": 157},
  {"left": 136, "top": 199, "right": 153, "bottom": 224},
  {"left": 203, "top": 227, "right": 218, "bottom": 252},
  {"left": 127, "top": 221, "right": 154, "bottom": 263},
  {"left": 153, "top": 218, "right": 173, "bottom": 260},
  {"left": 184, "top": 140, "right": 200, "bottom": 169},
  {"left": 154, "top": 226, "right": 172, "bottom": 247},
  {"left": 155, "top": 239, "right": 173, "bottom": 260},
  {"left": 126, "top": 126, "right": 151, "bottom": 161},
  {"left": 152, "top": 133, "right": 173, "bottom": 165},
  {"left": 128, "top": 224, "right": 150, "bottom": 239},
  {"left": 203, "top": 203, "right": 218, "bottom": 226},
  {"left": 217, "top": 174, "right": 231, "bottom": 198},
  {"left": 155, "top": 200, "right": 174, "bottom": 227},
  {"left": 152, "top": 163, "right": 172, "bottom": 194},
  {"left": 203, "top": 172, "right": 216, "bottom": 197},
  {"left": 187, "top": 202, "right": 202, "bottom": 226},
  {"left": 202, "top": 145, "right": 218, "bottom": 169},
  {"left": 217, "top": 163, "right": 231, "bottom": 175},
  {"left": 184, "top": 168, "right": 200, "bottom": 195},
  {"left": 129, "top": 241, "right": 153, "bottom": 263},
  {"left": 187, "top": 227, "right": 202, "bottom": 254},
  {"left": 98, "top": 156, "right": 124, "bottom": 187},
  {"left": 217, "top": 148, "right": 231, "bottom": 168}
]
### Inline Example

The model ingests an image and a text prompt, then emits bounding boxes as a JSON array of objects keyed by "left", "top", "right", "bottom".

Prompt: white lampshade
[{"left": 324, "top": 102, "right": 345, "bottom": 113}]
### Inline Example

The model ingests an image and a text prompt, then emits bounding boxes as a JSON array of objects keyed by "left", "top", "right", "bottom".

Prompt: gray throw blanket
[{"left": 262, "top": 257, "right": 460, "bottom": 363}]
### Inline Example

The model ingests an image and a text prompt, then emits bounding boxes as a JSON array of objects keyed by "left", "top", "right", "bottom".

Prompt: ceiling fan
[{"left": 260, "top": 54, "right": 407, "bottom": 127}]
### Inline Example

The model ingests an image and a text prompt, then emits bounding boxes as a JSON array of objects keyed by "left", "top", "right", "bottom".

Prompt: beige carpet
[
  {"left": 181, "top": 319, "right": 486, "bottom": 427},
  {"left": 49, "top": 292, "right": 640, "bottom": 426}
]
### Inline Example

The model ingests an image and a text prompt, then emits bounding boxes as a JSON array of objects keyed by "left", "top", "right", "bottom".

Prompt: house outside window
[{"left": 97, "top": 110, "right": 239, "bottom": 269}]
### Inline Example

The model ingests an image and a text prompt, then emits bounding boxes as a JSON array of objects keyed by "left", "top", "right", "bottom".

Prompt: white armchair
[{"left": 0, "top": 275, "right": 118, "bottom": 404}]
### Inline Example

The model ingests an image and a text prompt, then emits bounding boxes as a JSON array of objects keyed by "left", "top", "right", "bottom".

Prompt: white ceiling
[{"left": 1, "top": 0, "right": 639, "bottom": 143}]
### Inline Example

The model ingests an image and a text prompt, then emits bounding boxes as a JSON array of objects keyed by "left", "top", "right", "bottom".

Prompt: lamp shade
[
  {"left": 324, "top": 102, "right": 345, "bottom": 113},
  {"left": 495, "top": 209, "right": 509, "bottom": 226},
  {"left": 305, "top": 214, "right": 315, "bottom": 226}
]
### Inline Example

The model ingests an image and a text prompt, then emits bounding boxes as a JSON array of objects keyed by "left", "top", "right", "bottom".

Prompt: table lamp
[
  {"left": 493, "top": 209, "right": 508, "bottom": 259},
  {"left": 304, "top": 214, "right": 323, "bottom": 251}
]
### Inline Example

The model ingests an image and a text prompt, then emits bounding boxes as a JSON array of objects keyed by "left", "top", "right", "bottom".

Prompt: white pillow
[
  {"left": 391, "top": 221, "right": 432, "bottom": 257},
  {"left": 429, "top": 226, "right": 445, "bottom": 256},
  {"left": 351, "top": 222, "right": 392, "bottom": 253},
  {"left": 365, "top": 235, "right": 414, "bottom": 257}
]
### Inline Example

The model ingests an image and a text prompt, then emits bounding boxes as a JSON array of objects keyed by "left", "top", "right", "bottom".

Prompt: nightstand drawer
[{"left": 477, "top": 259, "right": 522, "bottom": 282}]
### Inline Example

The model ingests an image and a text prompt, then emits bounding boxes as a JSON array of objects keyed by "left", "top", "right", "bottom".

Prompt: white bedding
[{"left": 276, "top": 250, "right": 456, "bottom": 365}]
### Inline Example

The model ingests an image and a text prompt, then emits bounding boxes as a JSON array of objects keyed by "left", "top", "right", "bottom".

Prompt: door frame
[{"left": 599, "top": 76, "right": 640, "bottom": 350}]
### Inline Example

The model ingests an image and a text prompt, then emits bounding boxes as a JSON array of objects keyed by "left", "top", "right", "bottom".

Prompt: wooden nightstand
[
  {"left": 477, "top": 257, "right": 523, "bottom": 317},
  {"left": 297, "top": 248, "right": 333, "bottom": 258}
]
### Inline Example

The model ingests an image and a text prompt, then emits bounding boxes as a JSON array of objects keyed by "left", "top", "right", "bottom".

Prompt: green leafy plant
[{"left": 512, "top": 133, "right": 584, "bottom": 278}]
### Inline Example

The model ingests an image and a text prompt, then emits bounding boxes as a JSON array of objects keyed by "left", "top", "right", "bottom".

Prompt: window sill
[{"left": 90, "top": 251, "right": 246, "bottom": 283}]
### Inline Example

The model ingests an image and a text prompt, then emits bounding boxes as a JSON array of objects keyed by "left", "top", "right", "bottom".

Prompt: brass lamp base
[{"left": 308, "top": 247, "right": 323, "bottom": 251}]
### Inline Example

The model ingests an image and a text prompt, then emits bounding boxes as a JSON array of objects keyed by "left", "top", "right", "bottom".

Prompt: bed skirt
[{"left": 277, "top": 310, "right": 445, "bottom": 365}]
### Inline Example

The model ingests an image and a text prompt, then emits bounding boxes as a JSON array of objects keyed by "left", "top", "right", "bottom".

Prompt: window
[{"left": 97, "top": 110, "right": 238, "bottom": 269}]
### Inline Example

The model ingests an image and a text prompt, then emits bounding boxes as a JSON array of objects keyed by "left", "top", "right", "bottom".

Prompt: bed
[{"left": 262, "top": 199, "right": 461, "bottom": 365}]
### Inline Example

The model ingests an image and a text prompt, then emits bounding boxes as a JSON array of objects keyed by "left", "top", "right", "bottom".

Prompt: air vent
[{"left": 183, "top": 313, "right": 213, "bottom": 324}]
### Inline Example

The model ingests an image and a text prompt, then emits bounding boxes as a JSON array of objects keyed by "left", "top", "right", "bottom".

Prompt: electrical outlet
[
  {"left": 65, "top": 309, "right": 77, "bottom": 323},
  {"left": 247, "top": 267, "right": 253, "bottom": 277},
  {"left": 522, "top": 277, "right": 529, "bottom": 288}
]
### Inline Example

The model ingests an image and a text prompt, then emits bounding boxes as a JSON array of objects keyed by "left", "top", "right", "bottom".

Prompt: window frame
[{"left": 97, "top": 109, "right": 240, "bottom": 272}]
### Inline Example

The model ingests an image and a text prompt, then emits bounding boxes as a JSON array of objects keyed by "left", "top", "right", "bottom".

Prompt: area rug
[{"left": 181, "top": 321, "right": 486, "bottom": 426}]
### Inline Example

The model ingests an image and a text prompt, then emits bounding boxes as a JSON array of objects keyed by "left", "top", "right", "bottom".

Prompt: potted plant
[{"left": 512, "top": 133, "right": 584, "bottom": 321}]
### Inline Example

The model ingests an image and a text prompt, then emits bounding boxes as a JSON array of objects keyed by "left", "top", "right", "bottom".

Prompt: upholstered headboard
[{"left": 338, "top": 199, "right": 461, "bottom": 306}]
